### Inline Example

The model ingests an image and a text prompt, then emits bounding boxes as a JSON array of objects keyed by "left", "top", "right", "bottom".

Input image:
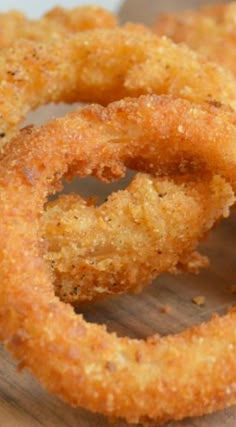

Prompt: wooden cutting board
[{"left": 119, "top": 0, "right": 230, "bottom": 25}]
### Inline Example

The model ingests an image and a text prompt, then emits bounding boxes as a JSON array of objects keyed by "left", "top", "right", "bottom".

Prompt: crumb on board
[
  {"left": 160, "top": 304, "right": 172, "bottom": 314},
  {"left": 230, "top": 285, "right": 236, "bottom": 294},
  {"left": 192, "top": 296, "right": 206, "bottom": 306}
]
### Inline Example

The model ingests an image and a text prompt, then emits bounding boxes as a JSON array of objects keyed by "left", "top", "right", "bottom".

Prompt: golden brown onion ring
[
  {"left": 0, "top": 6, "right": 117, "bottom": 48},
  {"left": 0, "top": 95, "right": 235, "bottom": 425},
  {"left": 153, "top": 2, "right": 236, "bottom": 78},
  {"left": 35, "top": 94, "right": 236, "bottom": 303},
  {"left": 0, "top": 23, "right": 235, "bottom": 305},
  {"left": 1, "top": 26, "right": 236, "bottom": 146}
]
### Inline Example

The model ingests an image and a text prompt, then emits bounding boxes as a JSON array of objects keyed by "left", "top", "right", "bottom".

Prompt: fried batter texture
[
  {"left": 17, "top": 93, "right": 236, "bottom": 304},
  {"left": 0, "top": 95, "right": 236, "bottom": 426},
  {"left": 0, "top": 25, "right": 235, "bottom": 305},
  {"left": 9, "top": 94, "right": 236, "bottom": 304},
  {"left": 1, "top": 27, "right": 236, "bottom": 145},
  {"left": 42, "top": 173, "right": 232, "bottom": 303},
  {"left": 154, "top": 2, "right": 236, "bottom": 77},
  {"left": 37, "top": 93, "right": 236, "bottom": 303},
  {"left": 0, "top": 6, "right": 117, "bottom": 47}
]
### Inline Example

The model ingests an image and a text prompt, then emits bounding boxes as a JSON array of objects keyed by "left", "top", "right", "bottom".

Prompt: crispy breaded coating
[
  {"left": 0, "top": 24, "right": 235, "bottom": 304},
  {"left": 42, "top": 173, "right": 233, "bottom": 303},
  {"left": 44, "top": 6, "right": 117, "bottom": 32},
  {"left": 0, "top": 27, "right": 236, "bottom": 145},
  {"left": 0, "top": 6, "right": 117, "bottom": 47},
  {"left": 13, "top": 94, "right": 236, "bottom": 304},
  {"left": 154, "top": 2, "right": 236, "bottom": 78},
  {"left": 12, "top": 94, "right": 236, "bottom": 304},
  {"left": 0, "top": 95, "right": 236, "bottom": 425}
]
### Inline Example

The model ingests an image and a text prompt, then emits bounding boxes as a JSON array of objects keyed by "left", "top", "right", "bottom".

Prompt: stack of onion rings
[
  {"left": 0, "top": 25, "right": 235, "bottom": 303},
  {"left": 0, "top": 95, "right": 236, "bottom": 425},
  {"left": 0, "top": 4, "right": 236, "bottom": 425},
  {"left": 1, "top": 26, "right": 236, "bottom": 146},
  {"left": 40, "top": 96, "right": 236, "bottom": 303}
]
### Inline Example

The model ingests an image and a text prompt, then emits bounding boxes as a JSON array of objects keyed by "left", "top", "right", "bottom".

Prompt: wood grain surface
[
  {"left": 119, "top": 0, "right": 230, "bottom": 25},
  {"left": 1, "top": 84, "right": 236, "bottom": 426}
]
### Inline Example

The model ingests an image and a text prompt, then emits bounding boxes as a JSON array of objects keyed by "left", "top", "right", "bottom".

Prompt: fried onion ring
[
  {"left": 34, "top": 94, "right": 236, "bottom": 303},
  {"left": 153, "top": 2, "right": 236, "bottom": 78},
  {"left": 0, "top": 95, "right": 235, "bottom": 425},
  {"left": 1, "top": 24, "right": 235, "bottom": 305},
  {"left": 0, "top": 6, "right": 117, "bottom": 47},
  {"left": 1, "top": 26, "right": 236, "bottom": 145}
]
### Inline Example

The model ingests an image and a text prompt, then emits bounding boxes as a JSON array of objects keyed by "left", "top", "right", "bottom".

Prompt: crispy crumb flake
[
  {"left": 160, "top": 304, "right": 172, "bottom": 314},
  {"left": 192, "top": 295, "right": 206, "bottom": 306}
]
